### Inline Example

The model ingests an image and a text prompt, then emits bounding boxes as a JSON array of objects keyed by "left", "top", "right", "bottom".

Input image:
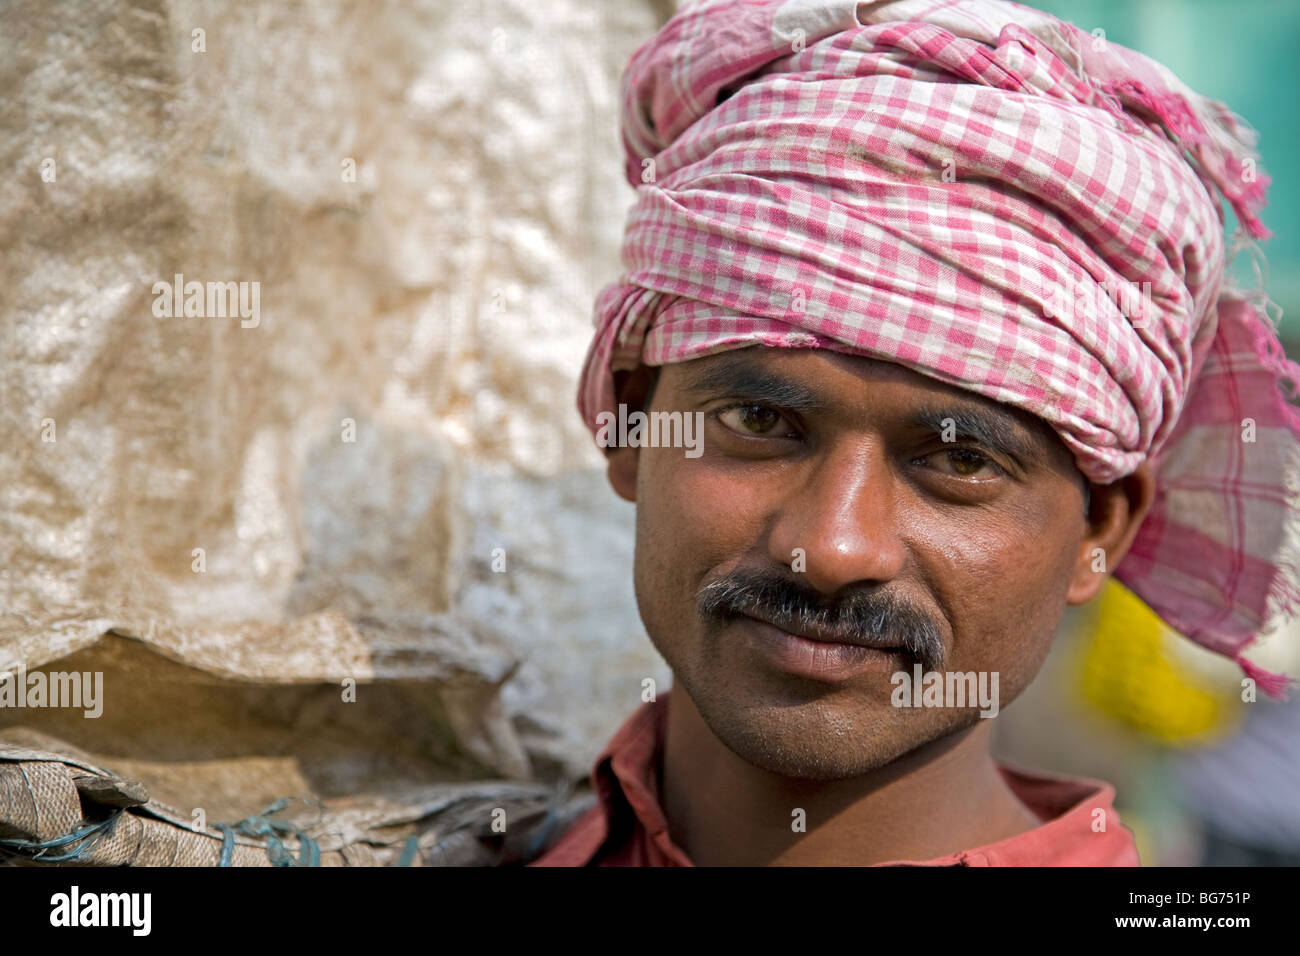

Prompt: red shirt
[{"left": 531, "top": 691, "right": 1140, "bottom": 866}]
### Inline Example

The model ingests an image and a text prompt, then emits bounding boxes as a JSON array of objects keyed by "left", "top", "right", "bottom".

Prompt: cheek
[
  {"left": 633, "top": 450, "right": 776, "bottom": 628},
  {"left": 910, "top": 501, "right": 1080, "bottom": 684}
]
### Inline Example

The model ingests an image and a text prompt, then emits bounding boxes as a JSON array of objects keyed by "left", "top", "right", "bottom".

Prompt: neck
[{"left": 661, "top": 687, "right": 1041, "bottom": 866}]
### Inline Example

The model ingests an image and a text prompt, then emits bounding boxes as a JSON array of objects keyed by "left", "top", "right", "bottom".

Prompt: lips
[
  {"left": 738, "top": 611, "right": 902, "bottom": 653},
  {"left": 735, "top": 614, "right": 903, "bottom": 683}
]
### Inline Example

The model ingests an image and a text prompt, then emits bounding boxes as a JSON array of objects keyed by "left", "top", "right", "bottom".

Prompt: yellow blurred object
[{"left": 1075, "top": 579, "right": 1243, "bottom": 745}]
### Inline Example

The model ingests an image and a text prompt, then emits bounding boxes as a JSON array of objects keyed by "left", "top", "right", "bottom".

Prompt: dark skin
[{"left": 605, "top": 347, "right": 1155, "bottom": 866}]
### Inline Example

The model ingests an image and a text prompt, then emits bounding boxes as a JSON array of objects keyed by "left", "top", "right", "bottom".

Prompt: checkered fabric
[{"left": 577, "top": 0, "right": 1300, "bottom": 694}]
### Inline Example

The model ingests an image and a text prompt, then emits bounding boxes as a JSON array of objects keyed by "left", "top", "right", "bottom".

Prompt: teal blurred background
[{"left": 1032, "top": 0, "right": 1300, "bottom": 345}]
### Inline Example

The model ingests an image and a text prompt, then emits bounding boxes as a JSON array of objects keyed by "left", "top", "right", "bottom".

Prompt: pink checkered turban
[{"left": 577, "top": 0, "right": 1300, "bottom": 695}]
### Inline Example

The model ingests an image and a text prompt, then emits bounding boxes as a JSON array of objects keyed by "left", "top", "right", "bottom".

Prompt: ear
[
  {"left": 607, "top": 445, "right": 638, "bottom": 502},
  {"left": 603, "top": 364, "right": 660, "bottom": 505},
  {"left": 1065, "top": 459, "right": 1157, "bottom": 605}
]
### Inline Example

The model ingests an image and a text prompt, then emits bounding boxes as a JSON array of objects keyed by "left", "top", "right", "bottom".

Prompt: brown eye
[
  {"left": 717, "top": 403, "right": 788, "bottom": 436},
  {"left": 935, "top": 447, "right": 996, "bottom": 477}
]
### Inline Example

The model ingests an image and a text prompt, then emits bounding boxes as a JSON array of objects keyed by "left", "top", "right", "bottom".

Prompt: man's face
[{"left": 615, "top": 346, "right": 1101, "bottom": 781}]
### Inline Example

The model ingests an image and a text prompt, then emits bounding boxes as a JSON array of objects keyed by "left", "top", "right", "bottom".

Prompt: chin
[{"left": 689, "top": 686, "right": 968, "bottom": 782}]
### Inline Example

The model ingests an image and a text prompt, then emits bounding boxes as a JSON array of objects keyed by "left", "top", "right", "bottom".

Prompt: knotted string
[
  {"left": 215, "top": 796, "right": 323, "bottom": 867},
  {"left": 0, "top": 807, "right": 127, "bottom": 863}
]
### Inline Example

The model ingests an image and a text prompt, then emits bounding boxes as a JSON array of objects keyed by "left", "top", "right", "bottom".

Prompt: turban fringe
[{"left": 577, "top": 0, "right": 1300, "bottom": 695}]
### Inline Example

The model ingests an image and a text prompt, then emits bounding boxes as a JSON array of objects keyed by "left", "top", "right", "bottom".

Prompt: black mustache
[{"left": 697, "top": 568, "right": 946, "bottom": 673}]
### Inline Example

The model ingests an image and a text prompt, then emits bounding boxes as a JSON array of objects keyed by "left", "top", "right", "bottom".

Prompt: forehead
[{"left": 661, "top": 346, "right": 1072, "bottom": 466}]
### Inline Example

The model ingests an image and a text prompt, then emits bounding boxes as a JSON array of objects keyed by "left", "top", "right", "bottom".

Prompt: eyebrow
[
  {"left": 910, "top": 406, "right": 1044, "bottom": 466},
  {"left": 679, "top": 354, "right": 1046, "bottom": 465},
  {"left": 680, "top": 356, "right": 830, "bottom": 414}
]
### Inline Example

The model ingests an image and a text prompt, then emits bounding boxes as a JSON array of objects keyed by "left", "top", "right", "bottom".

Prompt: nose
[{"left": 768, "top": 439, "right": 907, "bottom": 594}]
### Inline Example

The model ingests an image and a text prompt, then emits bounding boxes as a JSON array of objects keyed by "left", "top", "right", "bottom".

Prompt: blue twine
[
  {"left": 396, "top": 834, "right": 419, "bottom": 867},
  {"left": 214, "top": 797, "right": 323, "bottom": 867},
  {"left": 0, "top": 808, "right": 127, "bottom": 863},
  {"left": 216, "top": 823, "right": 235, "bottom": 867},
  {"left": 520, "top": 787, "right": 575, "bottom": 862},
  {"left": 0, "top": 792, "right": 570, "bottom": 867}
]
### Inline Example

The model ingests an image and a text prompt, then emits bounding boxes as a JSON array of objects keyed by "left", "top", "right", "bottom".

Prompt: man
[{"left": 531, "top": 0, "right": 1300, "bottom": 866}]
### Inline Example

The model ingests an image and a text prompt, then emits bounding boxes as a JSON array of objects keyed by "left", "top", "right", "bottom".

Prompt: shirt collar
[{"left": 575, "top": 689, "right": 1139, "bottom": 866}]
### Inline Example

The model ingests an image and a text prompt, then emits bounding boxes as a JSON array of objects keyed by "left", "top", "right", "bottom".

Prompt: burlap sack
[
  {"left": 0, "top": 0, "right": 673, "bottom": 852},
  {"left": 0, "top": 725, "right": 594, "bottom": 866}
]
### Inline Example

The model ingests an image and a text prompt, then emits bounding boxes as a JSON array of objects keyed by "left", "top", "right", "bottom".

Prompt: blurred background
[
  {"left": 1003, "top": 0, "right": 1300, "bottom": 868},
  {"left": 1034, "top": 0, "right": 1300, "bottom": 327},
  {"left": 0, "top": 0, "right": 1295, "bottom": 865}
]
